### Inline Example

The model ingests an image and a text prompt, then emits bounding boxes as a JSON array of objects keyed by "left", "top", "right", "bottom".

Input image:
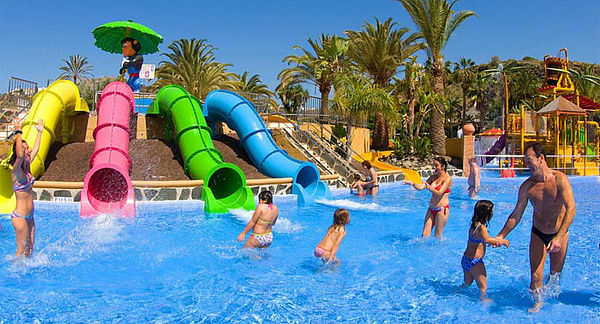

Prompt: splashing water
[
  {"left": 228, "top": 208, "right": 302, "bottom": 233},
  {"left": 315, "top": 198, "right": 406, "bottom": 213}
]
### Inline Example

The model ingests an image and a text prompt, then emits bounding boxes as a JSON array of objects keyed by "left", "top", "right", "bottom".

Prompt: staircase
[
  {"left": 0, "top": 78, "right": 38, "bottom": 140},
  {"left": 264, "top": 114, "right": 363, "bottom": 185}
]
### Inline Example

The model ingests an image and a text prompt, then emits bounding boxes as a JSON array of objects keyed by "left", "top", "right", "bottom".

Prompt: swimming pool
[{"left": 1, "top": 177, "right": 599, "bottom": 322}]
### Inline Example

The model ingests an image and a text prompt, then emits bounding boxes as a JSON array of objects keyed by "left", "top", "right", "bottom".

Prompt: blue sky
[{"left": 1, "top": 0, "right": 599, "bottom": 95}]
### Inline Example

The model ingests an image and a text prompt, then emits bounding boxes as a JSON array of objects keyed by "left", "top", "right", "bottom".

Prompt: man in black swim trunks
[{"left": 494, "top": 142, "right": 576, "bottom": 312}]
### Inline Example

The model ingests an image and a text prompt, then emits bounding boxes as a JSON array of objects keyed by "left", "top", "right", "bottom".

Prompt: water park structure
[{"left": 501, "top": 48, "right": 600, "bottom": 176}]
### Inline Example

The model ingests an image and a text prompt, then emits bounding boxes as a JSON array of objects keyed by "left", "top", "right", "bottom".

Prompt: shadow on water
[
  {"left": 423, "top": 277, "right": 533, "bottom": 311},
  {"left": 427, "top": 277, "right": 600, "bottom": 313},
  {"left": 557, "top": 290, "right": 600, "bottom": 307}
]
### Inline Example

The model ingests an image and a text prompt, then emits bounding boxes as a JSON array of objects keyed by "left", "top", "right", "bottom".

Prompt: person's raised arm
[
  {"left": 327, "top": 229, "right": 346, "bottom": 264},
  {"left": 548, "top": 174, "right": 576, "bottom": 252},
  {"left": 30, "top": 119, "right": 44, "bottom": 161},
  {"left": 497, "top": 181, "right": 530, "bottom": 239},
  {"left": 237, "top": 206, "right": 261, "bottom": 241}
]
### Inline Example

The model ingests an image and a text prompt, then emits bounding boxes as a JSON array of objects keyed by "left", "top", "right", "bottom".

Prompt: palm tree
[
  {"left": 396, "top": 0, "right": 478, "bottom": 155},
  {"left": 482, "top": 61, "right": 524, "bottom": 130},
  {"left": 509, "top": 70, "right": 542, "bottom": 111},
  {"left": 393, "top": 56, "right": 423, "bottom": 142},
  {"left": 276, "top": 84, "right": 308, "bottom": 113},
  {"left": 154, "top": 38, "right": 233, "bottom": 99},
  {"left": 332, "top": 72, "right": 395, "bottom": 160},
  {"left": 548, "top": 65, "right": 600, "bottom": 105},
  {"left": 58, "top": 55, "right": 93, "bottom": 85},
  {"left": 345, "top": 17, "right": 423, "bottom": 150},
  {"left": 468, "top": 74, "right": 489, "bottom": 131},
  {"left": 278, "top": 34, "right": 349, "bottom": 117},
  {"left": 227, "top": 71, "right": 273, "bottom": 96},
  {"left": 453, "top": 57, "right": 475, "bottom": 124},
  {"left": 575, "top": 64, "right": 600, "bottom": 102},
  {"left": 226, "top": 71, "right": 277, "bottom": 112}
]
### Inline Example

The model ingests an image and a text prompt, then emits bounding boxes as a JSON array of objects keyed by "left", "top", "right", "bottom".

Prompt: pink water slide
[{"left": 80, "top": 82, "right": 136, "bottom": 217}]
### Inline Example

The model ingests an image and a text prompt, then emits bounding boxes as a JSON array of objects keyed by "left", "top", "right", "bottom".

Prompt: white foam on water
[
  {"left": 22, "top": 213, "right": 128, "bottom": 269},
  {"left": 315, "top": 199, "right": 405, "bottom": 213},
  {"left": 229, "top": 208, "right": 302, "bottom": 233}
]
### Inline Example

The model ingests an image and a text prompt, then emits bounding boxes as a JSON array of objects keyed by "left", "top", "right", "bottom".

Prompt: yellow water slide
[
  {"left": 353, "top": 151, "right": 422, "bottom": 184},
  {"left": 1, "top": 80, "right": 88, "bottom": 213}
]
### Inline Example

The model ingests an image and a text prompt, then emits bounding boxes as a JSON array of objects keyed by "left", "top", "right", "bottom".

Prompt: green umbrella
[{"left": 92, "top": 20, "right": 163, "bottom": 55}]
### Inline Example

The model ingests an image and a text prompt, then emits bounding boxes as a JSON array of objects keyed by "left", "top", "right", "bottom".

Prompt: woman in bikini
[
  {"left": 354, "top": 161, "right": 379, "bottom": 196},
  {"left": 10, "top": 120, "right": 44, "bottom": 257},
  {"left": 403, "top": 157, "right": 452, "bottom": 237},
  {"left": 237, "top": 190, "right": 279, "bottom": 249}
]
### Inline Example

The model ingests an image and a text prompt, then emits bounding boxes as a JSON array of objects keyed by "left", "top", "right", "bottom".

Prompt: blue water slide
[{"left": 203, "top": 90, "right": 331, "bottom": 204}]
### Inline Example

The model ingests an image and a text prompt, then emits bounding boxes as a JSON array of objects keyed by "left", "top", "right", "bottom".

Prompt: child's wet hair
[
  {"left": 333, "top": 208, "right": 350, "bottom": 227},
  {"left": 258, "top": 190, "right": 273, "bottom": 204},
  {"left": 471, "top": 200, "right": 494, "bottom": 228}
]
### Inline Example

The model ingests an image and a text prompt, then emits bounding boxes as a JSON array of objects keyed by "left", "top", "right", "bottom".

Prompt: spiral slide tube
[
  {"left": 151, "top": 85, "right": 255, "bottom": 213},
  {"left": 80, "top": 82, "right": 135, "bottom": 217},
  {"left": 203, "top": 90, "right": 331, "bottom": 204},
  {"left": 1, "top": 80, "right": 89, "bottom": 214}
]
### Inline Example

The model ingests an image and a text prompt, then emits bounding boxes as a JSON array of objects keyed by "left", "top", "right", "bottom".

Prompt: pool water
[{"left": 1, "top": 177, "right": 599, "bottom": 322}]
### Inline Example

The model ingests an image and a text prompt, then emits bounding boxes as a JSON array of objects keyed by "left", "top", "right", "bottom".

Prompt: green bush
[{"left": 392, "top": 135, "right": 431, "bottom": 159}]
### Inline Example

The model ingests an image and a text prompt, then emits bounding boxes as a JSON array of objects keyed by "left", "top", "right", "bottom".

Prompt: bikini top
[
  {"left": 468, "top": 224, "right": 484, "bottom": 244},
  {"left": 434, "top": 182, "right": 451, "bottom": 194},
  {"left": 13, "top": 172, "right": 35, "bottom": 192},
  {"left": 258, "top": 204, "right": 274, "bottom": 225}
]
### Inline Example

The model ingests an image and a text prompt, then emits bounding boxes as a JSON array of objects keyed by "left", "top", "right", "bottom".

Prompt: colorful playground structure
[
  {"left": 500, "top": 48, "right": 600, "bottom": 176},
  {"left": 478, "top": 48, "right": 600, "bottom": 176}
]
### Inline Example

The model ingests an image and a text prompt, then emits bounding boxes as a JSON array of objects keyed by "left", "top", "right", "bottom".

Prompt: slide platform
[
  {"left": 80, "top": 82, "right": 135, "bottom": 217},
  {"left": 1, "top": 80, "right": 89, "bottom": 214},
  {"left": 353, "top": 151, "right": 422, "bottom": 184},
  {"left": 203, "top": 90, "right": 331, "bottom": 204},
  {"left": 149, "top": 85, "right": 254, "bottom": 213}
]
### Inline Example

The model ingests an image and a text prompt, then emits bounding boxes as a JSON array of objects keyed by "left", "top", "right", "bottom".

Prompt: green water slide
[{"left": 149, "top": 85, "right": 255, "bottom": 213}]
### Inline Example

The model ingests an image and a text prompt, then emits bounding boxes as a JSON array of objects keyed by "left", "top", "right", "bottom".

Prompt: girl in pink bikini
[
  {"left": 314, "top": 208, "right": 350, "bottom": 265},
  {"left": 403, "top": 157, "right": 452, "bottom": 237},
  {"left": 10, "top": 120, "right": 44, "bottom": 257},
  {"left": 237, "top": 191, "right": 279, "bottom": 249}
]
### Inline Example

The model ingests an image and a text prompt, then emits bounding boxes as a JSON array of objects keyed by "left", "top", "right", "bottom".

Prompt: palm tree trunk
[
  {"left": 319, "top": 84, "right": 331, "bottom": 119},
  {"left": 346, "top": 117, "right": 353, "bottom": 162},
  {"left": 372, "top": 112, "right": 389, "bottom": 150},
  {"left": 408, "top": 89, "right": 415, "bottom": 141},
  {"left": 478, "top": 99, "right": 486, "bottom": 131},
  {"left": 461, "top": 85, "right": 467, "bottom": 125},
  {"left": 431, "top": 57, "right": 446, "bottom": 156}
]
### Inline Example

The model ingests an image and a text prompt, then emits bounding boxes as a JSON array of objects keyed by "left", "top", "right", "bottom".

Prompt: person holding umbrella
[
  {"left": 92, "top": 20, "right": 163, "bottom": 91},
  {"left": 120, "top": 37, "right": 143, "bottom": 92}
]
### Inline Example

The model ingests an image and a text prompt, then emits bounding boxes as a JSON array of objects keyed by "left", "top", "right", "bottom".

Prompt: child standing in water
[
  {"left": 237, "top": 191, "right": 279, "bottom": 249},
  {"left": 461, "top": 200, "right": 509, "bottom": 302},
  {"left": 314, "top": 208, "right": 350, "bottom": 265}
]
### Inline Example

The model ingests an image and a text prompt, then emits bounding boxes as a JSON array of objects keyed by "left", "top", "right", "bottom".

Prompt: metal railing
[
  {"left": 0, "top": 77, "right": 38, "bottom": 139},
  {"left": 262, "top": 113, "right": 360, "bottom": 183},
  {"left": 476, "top": 153, "right": 600, "bottom": 175}
]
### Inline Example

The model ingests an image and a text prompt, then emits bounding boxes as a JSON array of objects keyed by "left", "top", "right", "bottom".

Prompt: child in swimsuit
[
  {"left": 237, "top": 191, "right": 278, "bottom": 249},
  {"left": 461, "top": 200, "right": 509, "bottom": 302},
  {"left": 314, "top": 208, "right": 350, "bottom": 265},
  {"left": 9, "top": 120, "right": 44, "bottom": 257}
]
